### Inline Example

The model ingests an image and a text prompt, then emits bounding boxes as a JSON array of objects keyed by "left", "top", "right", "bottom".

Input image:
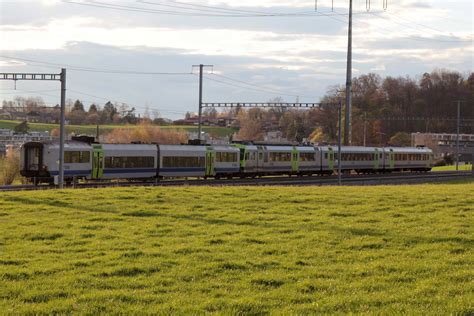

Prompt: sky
[{"left": 0, "top": 0, "right": 472, "bottom": 119}]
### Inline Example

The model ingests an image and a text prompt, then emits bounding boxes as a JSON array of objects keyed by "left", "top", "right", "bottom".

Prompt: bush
[
  {"left": 0, "top": 149, "right": 20, "bottom": 185},
  {"left": 106, "top": 122, "right": 187, "bottom": 144},
  {"left": 433, "top": 159, "right": 446, "bottom": 167}
]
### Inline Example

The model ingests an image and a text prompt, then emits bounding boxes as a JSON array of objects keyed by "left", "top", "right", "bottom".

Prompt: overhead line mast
[
  {"left": 345, "top": 0, "right": 353, "bottom": 145},
  {"left": 315, "top": 0, "right": 387, "bottom": 145}
]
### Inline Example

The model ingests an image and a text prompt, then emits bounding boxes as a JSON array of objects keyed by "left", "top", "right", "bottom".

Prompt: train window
[
  {"left": 82, "top": 151, "right": 90, "bottom": 163},
  {"left": 269, "top": 152, "right": 292, "bottom": 162},
  {"left": 64, "top": 151, "right": 90, "bottom": 164},
  {"left": 300, "top": 153, "right": 315, "bottom": 161},
  {"left": 105, "top": 156, "right": 155, "bottom": 169},
  {"left": 162, "top": 156, "right": 205, "bottom": 168},
  {"left": 216, "top": 152, "right": 238, "bottom": 162},
  {"left": 324, "top": 153, "right": 328, "bottom": 160}
]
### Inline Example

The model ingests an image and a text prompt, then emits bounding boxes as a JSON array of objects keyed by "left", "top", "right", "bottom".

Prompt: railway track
[{"left": 0, "top": 171, "right": 472, "bottom": 192}]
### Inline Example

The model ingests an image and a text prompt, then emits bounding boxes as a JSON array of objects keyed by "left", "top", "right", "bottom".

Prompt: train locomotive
[{"left": 20, "top": 140, "right": 433, "bottom": 184}]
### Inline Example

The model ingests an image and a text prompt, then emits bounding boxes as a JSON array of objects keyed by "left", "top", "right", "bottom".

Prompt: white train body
[
  {"left": 158, "top": 145, "right": 206, "bottom": 177},
  {"left": 101, "top": 144, "right": 157, "bottom": 180},
  {"left": 19, "top": 141, "right": 434, "bottom": 183}
]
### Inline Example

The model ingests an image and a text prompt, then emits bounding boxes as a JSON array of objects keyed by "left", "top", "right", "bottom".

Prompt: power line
[
  {"left": 211, "top": 73, "right": 319, "bottom": 99},
  {"left": 67, "top": 89, "right": 188, "bottom": 115},
  {"left": 320, "top": 8, "right": 473, "bottom": 44},
  {"left": 0, "top": 55, "right": 193, "bottom": 75},
  {"left": 63, "top": 0, "right": 374, "bottom": 18},
  {"left": 203, "top": 75, "right": 306, "bottom": 99},
  {"left": 141, "top": 0, "right": 368, "bottom": 17},
  {"left": 367, "top": 11, "right": 473, "bottom": 43},
  {"left": 1, "top": 88, "right": 188, "bottom": 116},
  {"left": 0, "top": 89, "right": 59, "bottom": 95}
]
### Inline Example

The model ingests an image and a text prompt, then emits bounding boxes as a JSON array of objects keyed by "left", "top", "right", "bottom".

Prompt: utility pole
[
  {"left": 58, "top": 69, "right": 66, "bottom": 189},
  {"left": 198, "top": 64, "right": 203, "bottom": 142},
  {"left": 344, "top": 0, "right": 353, "bottom": 145},
  {"left": 192, "top": 64, "right": 213, "bottom": 142},
  {"left": 338, "top": 100, "right": 343, "bottom": 185},
  {"left": 456, "top": 100, "right": 460, "bottom": 171},
  {"left": 363, "top": 112, "right": 367, "bottom": 147}
]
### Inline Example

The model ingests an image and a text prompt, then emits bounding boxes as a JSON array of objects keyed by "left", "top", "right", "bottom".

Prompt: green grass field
[
  {"left": 432, "top": 164, "right": 472, "bottom": 171},
  {"left": 0, "top": 183, "right": 473, "bottom": 314},
  {"left": 0, "top": 120, "right": 236, "bottom": 137}
]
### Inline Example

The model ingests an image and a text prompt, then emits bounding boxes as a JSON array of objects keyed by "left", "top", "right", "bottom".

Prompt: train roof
[
  {"left": 101, "top": 143, "right": 157, "bottom": 150},
  {"left": 242, "top": 145, "right": 258, "bottom": 151},
  {"left": 159, "top": 145, "right": 207, "bottom": 152},
  {"left": 316, "top": 145, "right": 381, "bottom": 152},
  {"left": 263, "top": 145, "right": 295, "bottom": 151},
  {"left": 339, "top": 146, "right": 382, "bottom": 152},
  {"left": 209, "top": 145, "right": 240, "bottom": 152},
  {"left": 23, "top": 141, "right": 92, "bottom": 150},
  {"left": 386, "top": 147, "right": 433, "bottom": 153},
  {"left": 295, "top": 146, "right": 316, "bottom": 152}
]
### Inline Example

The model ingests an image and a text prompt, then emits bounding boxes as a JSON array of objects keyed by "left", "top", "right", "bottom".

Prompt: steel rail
[{"left": 0, "top": 171, "right": 471, "bottom": 192}]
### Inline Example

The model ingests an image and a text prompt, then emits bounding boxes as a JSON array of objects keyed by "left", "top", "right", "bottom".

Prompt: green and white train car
[
  {"left": 383, "top": 147, "right": 432, "bottom": 172},
  {"left": 20, "top": 140, "right": 434, "bottom": 184}
]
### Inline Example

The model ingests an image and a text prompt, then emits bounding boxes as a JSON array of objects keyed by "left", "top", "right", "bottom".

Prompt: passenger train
[{"left": 20, "top": 140, "right": 433, "bottom": 184}]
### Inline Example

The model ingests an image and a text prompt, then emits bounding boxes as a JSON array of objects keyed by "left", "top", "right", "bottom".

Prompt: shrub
[
  {"left": 0, "top": 149, "right": 20, "bottom": 185},
  {"left": 106, "top": 122, "right": 187, "bottom": 144}
]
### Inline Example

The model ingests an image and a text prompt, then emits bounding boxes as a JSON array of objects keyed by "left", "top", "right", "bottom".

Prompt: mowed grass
[
  {"left": 433, "top": 164, "right": 472, "bottom": 171},
  {"left": 0, "top": 183, "right": 473, "bottom": 314},
  {"left": 0, "top": 120, "right": 235, "bottom": 137}
]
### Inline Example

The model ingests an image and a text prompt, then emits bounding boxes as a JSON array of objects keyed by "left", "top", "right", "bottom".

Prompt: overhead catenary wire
[
  {"left": 63, "top": 0, "right": 377, "bottom": 18},
  {"left": 202, "top": 75, "right": 314, "bottom": 100},
  {"left": 366, "top": 11, "right": 473, "bottom": 43},
  {"left": 211, "top": 73, "right": 319, "bottom": 99},
  {"left": 0, "top": 55, "right": 193, "bottom": 75},
  {"left": 1, "top": 54, "right": 321, "bottom": 106},
  {"left": 140, "top": 0, "right": 359, "bottom": 17},
  {"left": 322, "top": 8, "right": 473, "bottom": 43},
  {"left": 0, "top": 88, "right": 188, "bottom": 116}
]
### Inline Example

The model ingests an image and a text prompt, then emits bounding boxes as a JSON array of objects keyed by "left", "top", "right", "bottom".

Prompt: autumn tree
[{"left": 235, "top": 108, "right": 265, "bottom": 141}]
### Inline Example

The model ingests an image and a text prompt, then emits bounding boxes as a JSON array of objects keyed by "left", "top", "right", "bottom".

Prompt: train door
[
  {"left": 24, "top": 143, "right": 42, "bottom": 172},
  {"left": 239, "top": 148, "right": 246, "bottom": 169},
  {"left": 328, "top": 148, "right": 334, "bottom": 171},
  {"left": 427, "top": 152, "right": 433, "bottom": 168},
  {"left": 205, "top": 149, "right": 215, "bottom": 177},
  {"left": 91, "top": 145, "right": 104, "bottom": 179},
  {"left": 257, "top": 146, "right": 264, "bottom": 173},
  {"left": 374, "top": 149, "right": 380, "bottom": 169},
  {"left": 389, "top": 149, "right": 395, "bottom": 169},
  {"left": 291, "top": 147, "right": 298, "bottom": 173}
]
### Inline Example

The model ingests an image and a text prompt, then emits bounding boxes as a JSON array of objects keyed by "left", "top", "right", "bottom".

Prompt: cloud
[{"left": 0, "top": 0, "right": 472, "bottom": 118}]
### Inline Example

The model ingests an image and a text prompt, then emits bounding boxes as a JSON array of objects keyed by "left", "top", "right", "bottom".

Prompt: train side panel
[
  {"left": 159, "top": 145, "right": 206, "bottom": 177},
  {"left": 210, "top": 146, "right": 240, "bottom": 177},
  {"left": 101, "top": 144, "right": 157, "bottom": 179}
]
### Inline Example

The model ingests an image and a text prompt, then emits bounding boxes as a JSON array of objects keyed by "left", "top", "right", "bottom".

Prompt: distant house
[
  {"left": 412, "top": 132, "right": 474, "bottom": 160},
  {"left": 27, "top": 111, "right": 41, "bottom": 122},
  {"left": 173, "top": 115, "right": 236, "bottom": 127}
]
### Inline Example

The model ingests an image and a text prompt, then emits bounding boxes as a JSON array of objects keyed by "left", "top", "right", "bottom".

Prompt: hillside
[{"left": 0, "top": 183, "right": 473, "bottom": 314}]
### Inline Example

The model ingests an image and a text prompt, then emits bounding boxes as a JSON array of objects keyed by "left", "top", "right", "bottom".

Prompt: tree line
[
  {"left": 234, "top": 69, "right": 473, "bottom": 146},
  {"left": 1, "top": 97, "right": 165, "bottom": 125}
]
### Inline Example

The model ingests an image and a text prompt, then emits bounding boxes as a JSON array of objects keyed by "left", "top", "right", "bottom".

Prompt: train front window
[{"left": 26, "top": 146, "right": 40, "bottom": 171}]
